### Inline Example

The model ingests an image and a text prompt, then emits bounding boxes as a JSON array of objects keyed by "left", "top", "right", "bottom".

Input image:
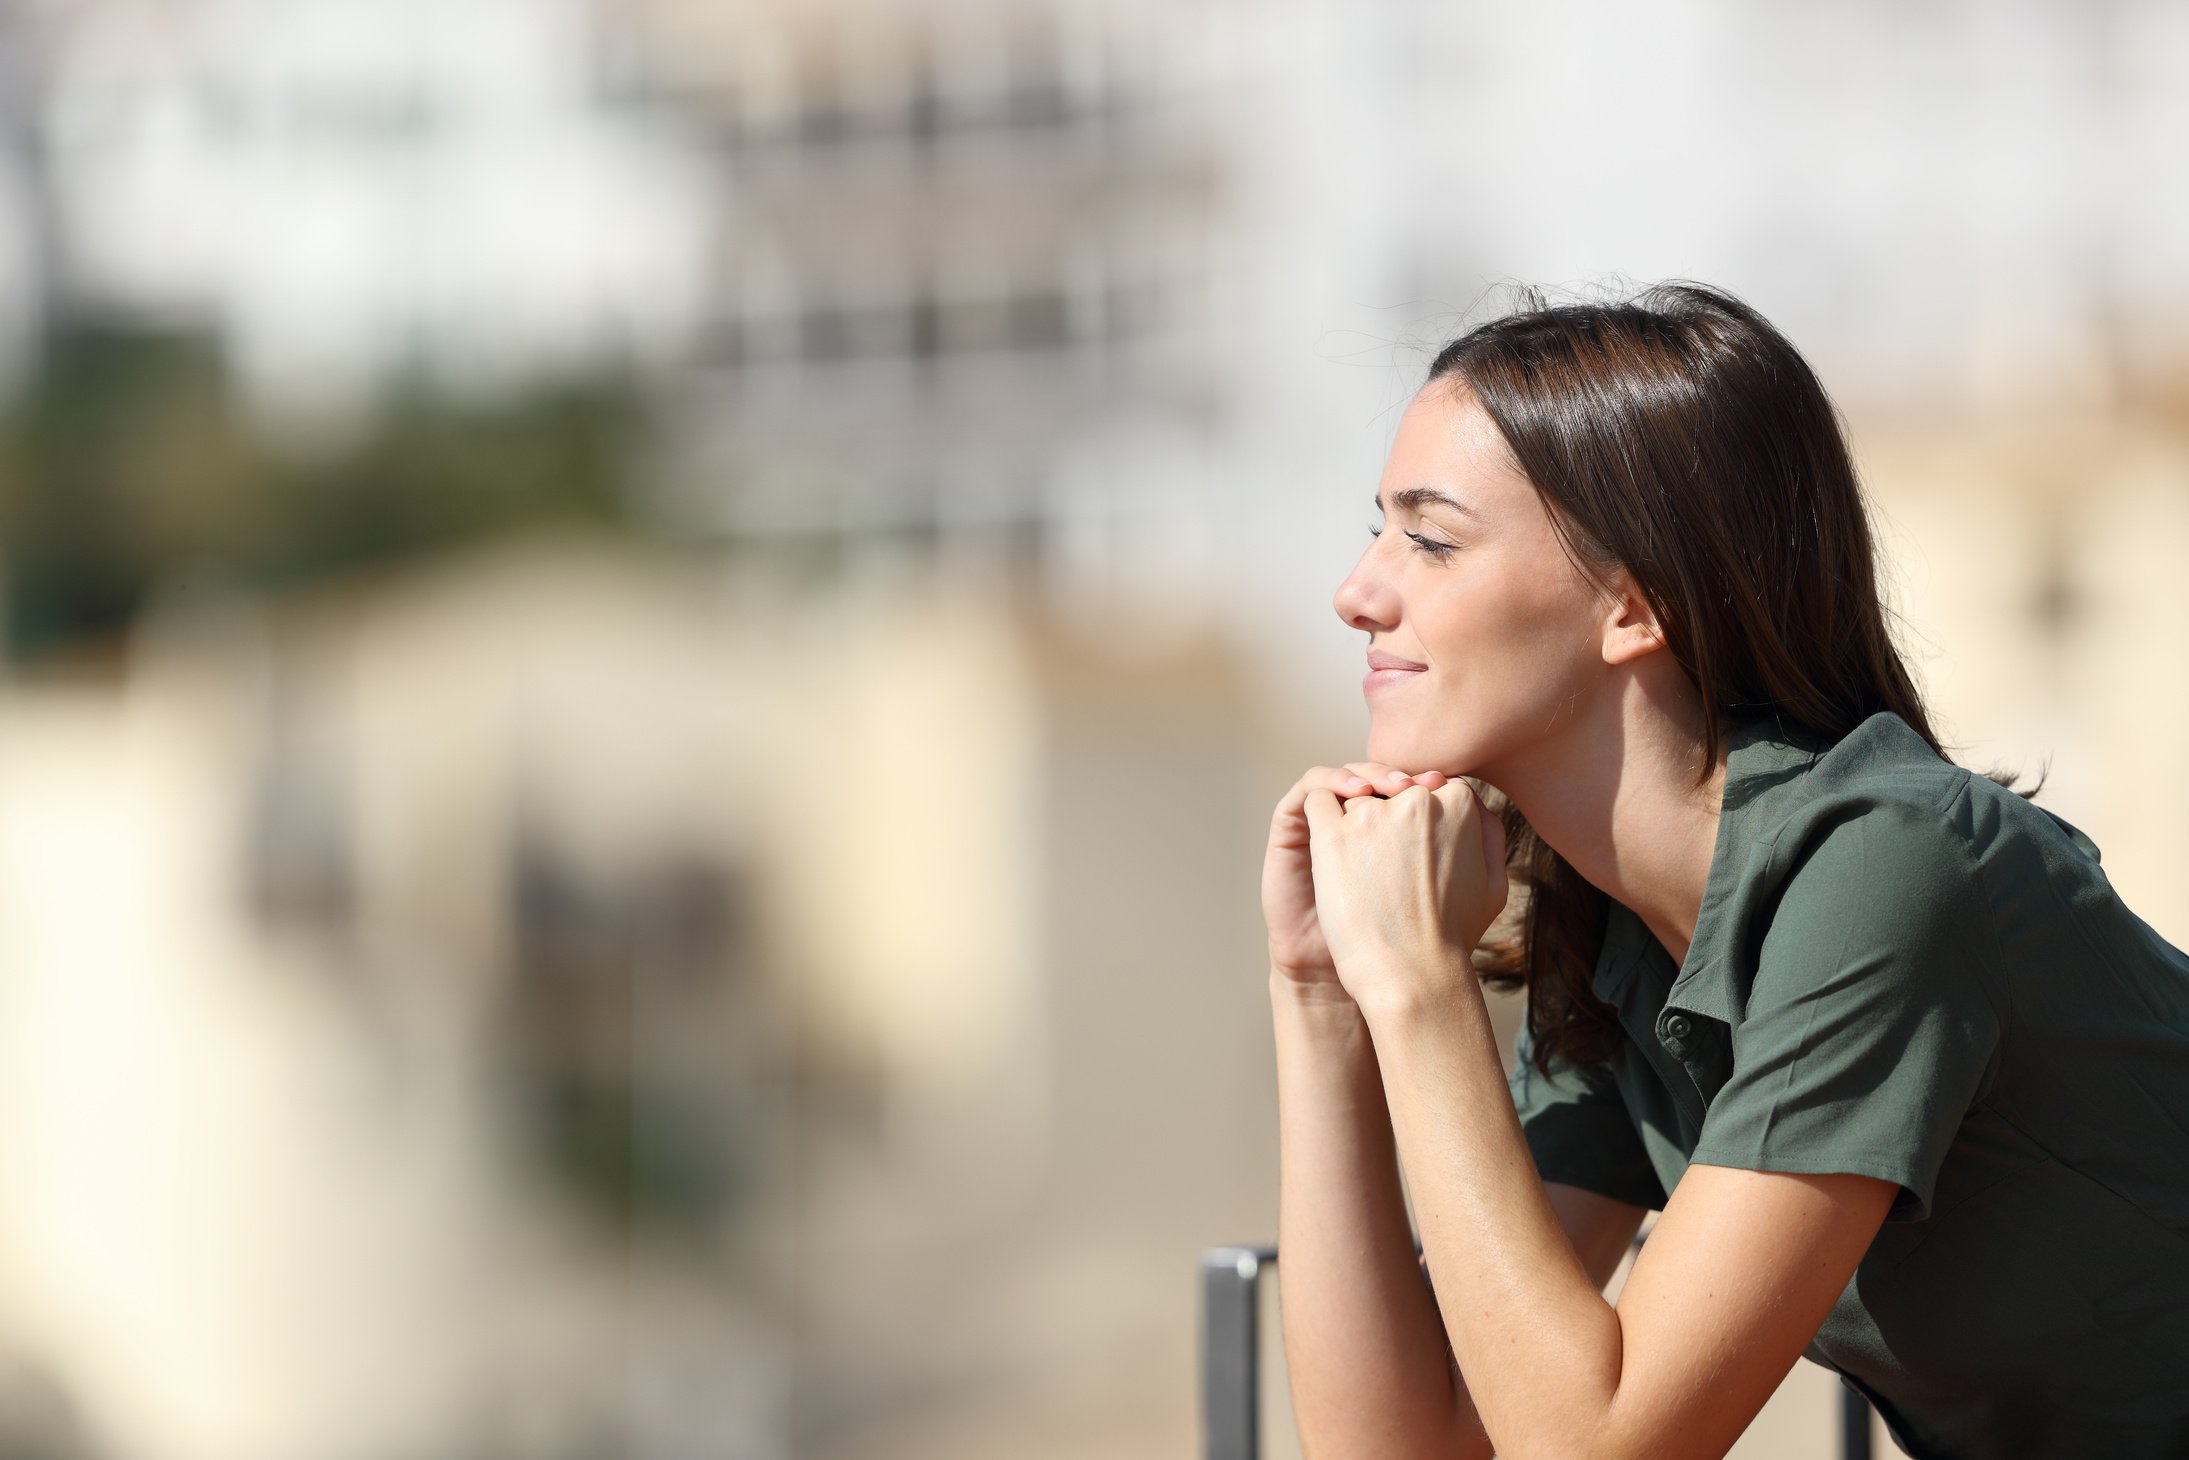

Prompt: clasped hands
[{"left": 1262, "top": 759, "right": 1510, "bottom": 1020}]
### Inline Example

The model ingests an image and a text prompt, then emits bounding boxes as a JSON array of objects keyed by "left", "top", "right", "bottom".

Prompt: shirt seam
[
  {"left": 1934, "top": 773, "right": 2012, "bottom": 1032},
  {"left": 1683, "top": 1142, "right": 1937, "bottom": 1217}
]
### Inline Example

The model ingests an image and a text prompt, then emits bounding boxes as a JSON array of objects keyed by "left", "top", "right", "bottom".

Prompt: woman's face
[{"left": 1333, "top": 380, "right": 1618, "bottom": 782}]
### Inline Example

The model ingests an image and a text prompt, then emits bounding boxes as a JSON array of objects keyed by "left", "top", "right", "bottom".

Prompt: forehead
[{"left": 1378, "top": 381, "right": 1535, "bottom": 514}]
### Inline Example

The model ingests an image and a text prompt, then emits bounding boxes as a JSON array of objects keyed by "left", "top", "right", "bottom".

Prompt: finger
[
  {"left": 1273, "top": 766, "right": 1379, "bottom": 827},
  {"left": 1431, "top": 777, "right": 1484, "bottom": 827},
  {"left": 1432, "top": 774, "right": 1477, "bottom": 806},
  {"left": 1302, "top": 787, "right": 1345, "bottom": 839},
  {"left": 1343, "top": 760, "right": 1420, "bottom": 794},
  {"left": 1432, "top": 779, "right": 1503, "bottom": 855},
  {"left": 1304, "top": 765, "right": 1379, "bottom": 797}
]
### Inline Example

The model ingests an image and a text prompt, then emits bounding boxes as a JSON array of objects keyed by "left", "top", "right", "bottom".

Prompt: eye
[
  {"left": 1405, "top": 531, "right": 1456, "bottom": 560},
  {"left": 1369, "top": 519, "right": 1458, "bottom": 560}
]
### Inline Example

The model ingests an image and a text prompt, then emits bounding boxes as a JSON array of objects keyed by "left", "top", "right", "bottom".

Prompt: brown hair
[{"left": 1427, "top": 282, "right": 2026, "bottom": 1075}]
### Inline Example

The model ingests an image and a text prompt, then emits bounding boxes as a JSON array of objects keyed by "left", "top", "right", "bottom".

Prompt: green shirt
[{"left": 1508, "top": 711, "right": 2189, "bottom": 1459}]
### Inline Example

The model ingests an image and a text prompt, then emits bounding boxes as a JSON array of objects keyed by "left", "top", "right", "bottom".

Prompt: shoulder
[
  {"left": 1763, "top": 790, "right": 1992, "bottom": 969},
  {"left": 1728, "top": 712, "right": 1982, "bottom": 919},
  {"left": 1762, "top": 710, "right": 1971, "bottom": 830},
  {"left": 1746, "top": 712, "right": 2094, "bottom": 924},
  {"left": 1690, "top": 713, "right": 2010, "bottom": 1024}
]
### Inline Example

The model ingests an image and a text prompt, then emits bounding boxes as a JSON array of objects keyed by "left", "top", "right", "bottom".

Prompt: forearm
[
  {"left": 1363, "top": 962, "right": 1625, "bottom": 1460},
  {"left": 1270, "top": 972, "right": 1492, "bottom": 1460}
]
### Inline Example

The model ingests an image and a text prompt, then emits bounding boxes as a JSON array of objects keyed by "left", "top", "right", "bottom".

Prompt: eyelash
[{"left": 1367, "top": 523, "right": 1458, "bottom": 560}]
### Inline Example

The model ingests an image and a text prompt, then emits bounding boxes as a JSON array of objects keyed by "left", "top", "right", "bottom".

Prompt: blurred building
[
  {"left": 630, "top": 1, "right": 1233, "bottom": 533},
  {"left": 0, "top": 529, "right": 1288, "bottom": 1460},
  {"left": 0, "top": 7, "right": 54, "bottom": 396},
  {"left": 31, "top": 0, "right": 715, "bottom": 424}
]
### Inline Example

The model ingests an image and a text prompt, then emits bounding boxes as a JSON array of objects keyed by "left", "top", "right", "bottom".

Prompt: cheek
[
  {"left": 1430, "top": 565, "right": 1599, "bottom": 669},
  {"left": 1371, "top": 566, "right": 1605, "bottom": 769},
  {"left": 1506, "top": 581, "right": 1604, "bottom": 663}
]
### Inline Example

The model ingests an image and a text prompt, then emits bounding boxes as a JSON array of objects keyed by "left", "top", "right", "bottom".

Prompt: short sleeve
[
  {"left": 1686, "top": 794, "right": 2004, "bottom": 1223},
  {"left": 1509, "top": 1017, "right": 1668, "bottom": 1211}
]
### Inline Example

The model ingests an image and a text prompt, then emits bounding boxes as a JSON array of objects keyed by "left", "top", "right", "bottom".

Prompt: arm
[
  {"left": 1417, "top": 1184, "right": 1651, "bottom": 1401},
  {"left": 1272, "top": 974, "right": 1651, "bottom": 1460},
  {"left": 1365, "top": 964, "right": 1896, "bottom": 1460},
  {"left": 1295, "top": 778, "right": 1982, "bottom": 1457}
]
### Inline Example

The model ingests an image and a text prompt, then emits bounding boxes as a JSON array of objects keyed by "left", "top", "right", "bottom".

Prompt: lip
[{"left": 1363, "top": 651, "right": 1427, "bottom": 696}]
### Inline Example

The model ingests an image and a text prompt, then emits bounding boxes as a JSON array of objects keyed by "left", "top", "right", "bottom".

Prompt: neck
[{"left": 1483, "top": 689, "right": 1728, "bottom": 968}]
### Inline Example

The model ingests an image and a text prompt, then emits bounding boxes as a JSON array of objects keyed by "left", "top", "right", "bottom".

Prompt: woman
[{"left": 1261, "top": 282, "right": 2189, "bottom": 1460}]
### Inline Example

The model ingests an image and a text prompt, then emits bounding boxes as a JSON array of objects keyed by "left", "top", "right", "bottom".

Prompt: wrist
[
  {"left": 1268, "top": 969, "right": 1381, "bottom": 1077},
  {"left": 1345, "top": 945, "right": 1485, "bottom": 1030},
  {"left": 1268, "top": 965, "right": 1368, "bottom": 1018}
]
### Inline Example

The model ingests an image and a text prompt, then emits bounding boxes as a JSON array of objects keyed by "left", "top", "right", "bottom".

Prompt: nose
[{"left": 1333, "top": 541, "right": 1398, "bottom": 634}]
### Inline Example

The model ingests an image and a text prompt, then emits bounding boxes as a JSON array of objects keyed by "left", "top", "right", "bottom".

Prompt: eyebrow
[{"left": 1375, "top": 487, "right": 1484, "bottom": 520}]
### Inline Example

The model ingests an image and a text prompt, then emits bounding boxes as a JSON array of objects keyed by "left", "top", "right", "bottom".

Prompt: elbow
[
  {"left": 1498, "top": 1418, "right": 1714, "bottom": 1460},
  {"left": 1292, "top": 1369, "right": 1491, "bottom": 1460},
  {"left": 1294, "top": 1401, "right": 1488, "bottom": 1460},
  {"left": 1496, "top": 1437, "right": 1624, "bottom": 1460}
]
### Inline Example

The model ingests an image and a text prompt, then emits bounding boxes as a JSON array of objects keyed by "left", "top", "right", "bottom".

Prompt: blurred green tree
[{"left": 0, "top": 320, "right": 646, "bottom": 660}]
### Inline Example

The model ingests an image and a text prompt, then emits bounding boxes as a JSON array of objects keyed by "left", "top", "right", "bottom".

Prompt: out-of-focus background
[{"left": 0, "top": 2, "right": 2184, "bottom": 1457}]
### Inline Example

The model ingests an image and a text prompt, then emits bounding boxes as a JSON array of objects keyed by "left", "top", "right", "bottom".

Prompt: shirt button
[{"left": 1661, "top": 1013, "right": 1692, "bottom": 1042}]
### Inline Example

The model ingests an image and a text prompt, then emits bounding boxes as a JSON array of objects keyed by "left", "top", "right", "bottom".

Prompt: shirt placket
[{"left": 1655, "top": 1006, "right": 1732, "bottom": 1114}]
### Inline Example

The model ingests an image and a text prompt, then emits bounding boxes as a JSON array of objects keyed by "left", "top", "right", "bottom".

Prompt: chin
[{"left": 1366, "top": 726, "right": 1468, "bottom": 780}]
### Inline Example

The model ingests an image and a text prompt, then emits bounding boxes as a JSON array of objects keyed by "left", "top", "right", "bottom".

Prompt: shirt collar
[{"left": 1591, "top": 712, "right": 1834, "bottom": 1023}]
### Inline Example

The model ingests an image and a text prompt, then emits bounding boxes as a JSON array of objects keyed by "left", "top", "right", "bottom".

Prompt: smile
[{"left": 1363, "top": 667, "right": 1427, "bottom": 695}]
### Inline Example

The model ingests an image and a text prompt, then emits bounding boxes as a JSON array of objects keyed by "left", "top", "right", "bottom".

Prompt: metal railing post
[
  {"left": 1201, "top": 1246, "right": 1274, "bottom": 1460},
  {"left": 1839, "top": 1380, "right": 1874, "bottom": 1460}
]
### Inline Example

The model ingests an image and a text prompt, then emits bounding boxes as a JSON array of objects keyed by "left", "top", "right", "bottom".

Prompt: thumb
[
  {"left": 1477, "top": 789, "right": 1508, "bottom": 869},
  {"left": 1432, "top": 778, "right": 1505, "bottom": 865}
]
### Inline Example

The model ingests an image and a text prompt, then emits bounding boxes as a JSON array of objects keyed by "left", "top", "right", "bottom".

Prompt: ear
[{"left": 1599, "top": 569, "right": 1668, "bottom": 667}]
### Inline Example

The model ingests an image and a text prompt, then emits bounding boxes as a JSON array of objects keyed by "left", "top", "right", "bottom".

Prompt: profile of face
[{"left": 1332, "top": 380, "right": 1662, "bottom": 785}]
